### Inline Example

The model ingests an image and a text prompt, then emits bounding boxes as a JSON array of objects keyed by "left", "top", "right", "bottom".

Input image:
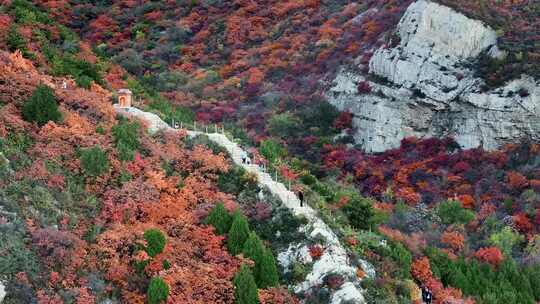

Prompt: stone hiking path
[{"left": 115, "top": 105, "right": 370, "bottom": 304}]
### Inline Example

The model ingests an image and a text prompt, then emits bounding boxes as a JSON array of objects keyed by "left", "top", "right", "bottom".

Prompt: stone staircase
[{"left": 115, "top": 105, "right": 369, "bottom": 303}]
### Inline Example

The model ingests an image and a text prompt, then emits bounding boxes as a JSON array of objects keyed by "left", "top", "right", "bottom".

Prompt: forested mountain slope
[
  {"left": 0, "top": 2, "right": 298, "bottom": 301},
  {"left": 1, "top": 0, "right": 540, "bottom": 303}
]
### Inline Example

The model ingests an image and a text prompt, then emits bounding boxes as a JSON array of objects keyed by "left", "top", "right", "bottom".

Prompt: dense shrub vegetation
[
  {"left": 207, "top": 203, "right": 279, "bottom": 289},
  {"left": 143, "top": 229, "right": 167, "bottom": 258},
  {"left": 147, "top": 277, "right": 169, "bottom": 304},
  {"left": 111, "top": 118, "right": 140, "bottom": 161},
  {"left": 3, "top": 0, "right": 102, "bottom": 88},
  {"left": 21, "top": 85, "right": 62, "bottom": 126},
  {"left": 79, "top": 146, "right": 109, "bottom": 177},
  {"left": 234, "top": 264, "right": 260, "bottom": 304},
  {"left": 205, "top": 202, "right": 233, "bottom": 235}
]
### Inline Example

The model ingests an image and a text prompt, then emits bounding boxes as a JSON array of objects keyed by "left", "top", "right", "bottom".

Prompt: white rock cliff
[
  {"left": 328, "top": 0, "right": 540, "bottom": 152},
  {"left": 0, "top": 281, "right": 5, "bottom": 303}
]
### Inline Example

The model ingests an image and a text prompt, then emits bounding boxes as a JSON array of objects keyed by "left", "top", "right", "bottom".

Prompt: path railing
[{"left": 169, "top": 118, "right": 300, "bottom": 200}]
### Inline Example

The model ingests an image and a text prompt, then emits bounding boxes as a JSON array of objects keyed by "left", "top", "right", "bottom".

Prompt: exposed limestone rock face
[
  {"left": 328, "top": 0, "right": 539, "bottom": 152},
  {"left": 369, "top": 0, "right": 499, "bottom": 102},
  {"left": 0, "top": 281, "right": 5, "bottom": 303}
]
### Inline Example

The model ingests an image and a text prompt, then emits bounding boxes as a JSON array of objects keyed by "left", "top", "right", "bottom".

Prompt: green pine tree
[
  {"left": 22, "top": 85, "right": 62, "bottom": 126},
  {"left": 112, "top": 119, "right": 140, "bottom": 161},
  {"left": 227, "top": 210, "right": 250, "bottom": 255},
  {"left": 144, "top": 229, "right": 167, "bottom": 258},
  {"left": 257, "top": 248, "right": 279, "bottom": 288},
  {"left": 147, "top": 277, "right": 169, "bottom": 304},
  {"left": 389, "top": 242, "right": 412, "bottom": 279},
  {"left": 527, "top": 264, "right": 540, "bottom": 300},
  {"left": 7, "top": 25, "right": 28, "bottom": 54},
  {"left": 79, "top": 146, "right": 109, "bottom": 177},
  {"left": 242, "top": 232, "right": 265, "bottom": 262},
  {"left": 234, "top": 264, "right": 259, "bottom": 304},
  {"left": 205, "top": 202, "right": 232, "bottom": 235},
  {"left": 448, "top": 268, "right": 468, "bottom": 292},
  {"left": 242, "top": 232, "right": 265, "bottom": 286}
]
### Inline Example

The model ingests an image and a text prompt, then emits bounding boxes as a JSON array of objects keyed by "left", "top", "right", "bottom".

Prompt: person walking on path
[
  {"left": 422, "top": 286, "right": 433, "bottom": 304},
  {"left": 298, "top": 190, "right": 304, "bottom": 207},
  {"left": 241, "top": 150, "right": 248, "bottom": 164}
]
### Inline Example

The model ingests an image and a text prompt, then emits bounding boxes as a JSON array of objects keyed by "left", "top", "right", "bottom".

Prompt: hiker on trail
[
  {"left": 298, "top": 190, "right": 304, "bottom": 207},
  {"left": 422, "top": 286, "right": 433, "bottom": 304},
  {"left": 241, "top": 150, "right": 248, "bottom": 164}
]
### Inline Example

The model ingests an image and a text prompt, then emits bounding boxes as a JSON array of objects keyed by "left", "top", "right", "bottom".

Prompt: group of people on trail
[
  {"left": 422, "top": 286, "right": 433, "bottom": 304},
  {"left": 241, "top": 151, "right": 251, "bottom": 165},
  {"left": 239, "top": 149, "right": 306, "bottom": 208}
]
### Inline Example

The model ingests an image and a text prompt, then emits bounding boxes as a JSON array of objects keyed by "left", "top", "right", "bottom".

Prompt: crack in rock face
[{"left": 328, "top": 0, "right": 539, "bottom": 152}]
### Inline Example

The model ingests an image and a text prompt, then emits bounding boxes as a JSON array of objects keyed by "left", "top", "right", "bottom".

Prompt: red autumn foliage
[
  {"left": 458, "top": 194, "right": 475, "bottom": 209},
  {"left": 396, "top": 187, "right": 421, "bottom": 206},
  {"left": 452, "top": 161, "right": 471, "bottom": 173},
  {"left": 411, "top": 257, "right": 433, "bottom": 283},
  {"left": 259, "top": 288, "right": 300, "bottom": 304},
  {"left": 279, "top": 165, "right": 299, "bottom": 181},
  {"left": 4, "top": 0, "right": 539, "bottom": 301},
  {"left": 308, "top": 245, "right": 324, "bottom": 260},
  {"left": 474, "top": 247, "right": 504, "bottom": 267},
  {"left": 507, "top": 171, "right": 528, "bottom": 191},
  {"left": 333, "top": 111, "right": 353, "bottom": 130},
  {"left": 441, "top": 230, "right": 465, "bottom": 252},
  {"left": 357, "top": 81, "right": 372, "bottom": 94},
  {"left": 512, "top": 212, "right": 534, "bottom": 234}
]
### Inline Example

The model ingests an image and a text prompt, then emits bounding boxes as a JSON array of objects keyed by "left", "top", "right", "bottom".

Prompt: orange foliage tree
[
  {"left": 441, "top": 230, "right": 465, "bottom": 252},
  {"left": 474, "top": 247, "right": 504, "bottom": 267}
]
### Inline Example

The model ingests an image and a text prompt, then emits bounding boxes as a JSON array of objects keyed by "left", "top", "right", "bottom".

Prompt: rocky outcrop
[
  {"left": 0, "top": 281, "right": 5, "bottom": 303},
  {"left": 328, "top": 0, "right": 539, "bottom": 152}
]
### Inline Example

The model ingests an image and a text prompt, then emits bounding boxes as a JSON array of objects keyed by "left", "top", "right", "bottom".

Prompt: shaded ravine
[{"left": 115, "top": 105, "right": 373, "bottom": 303}]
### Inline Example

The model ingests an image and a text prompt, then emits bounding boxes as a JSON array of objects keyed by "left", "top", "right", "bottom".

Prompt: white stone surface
[
  {"left": 277, "top": 244, "right": 313, "bottom": 269},
  {"left": 331, "top": 282, "right": 364, "bottom": 304},
  {"left": 398, "top": 0, "right": 497, "bottom": 59},
  {"left": 115, "top": 106, "right": 370, "bottom": 303},
  {"left": 369, "top": 0, "right": 498, "bottom": 102},
  {"left": 114, "top": 105, "right": 170, "bottom": 134},
  {"left": 328, "top": 0, "right": 540, "bottom": 152},
  {"left": 0, "top": 281, "right": 5, "bottom": 303}
]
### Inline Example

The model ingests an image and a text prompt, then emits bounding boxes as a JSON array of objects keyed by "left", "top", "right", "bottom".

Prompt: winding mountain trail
[{"left": 115, "top": 105, "right": 371, "bottom": 303}]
